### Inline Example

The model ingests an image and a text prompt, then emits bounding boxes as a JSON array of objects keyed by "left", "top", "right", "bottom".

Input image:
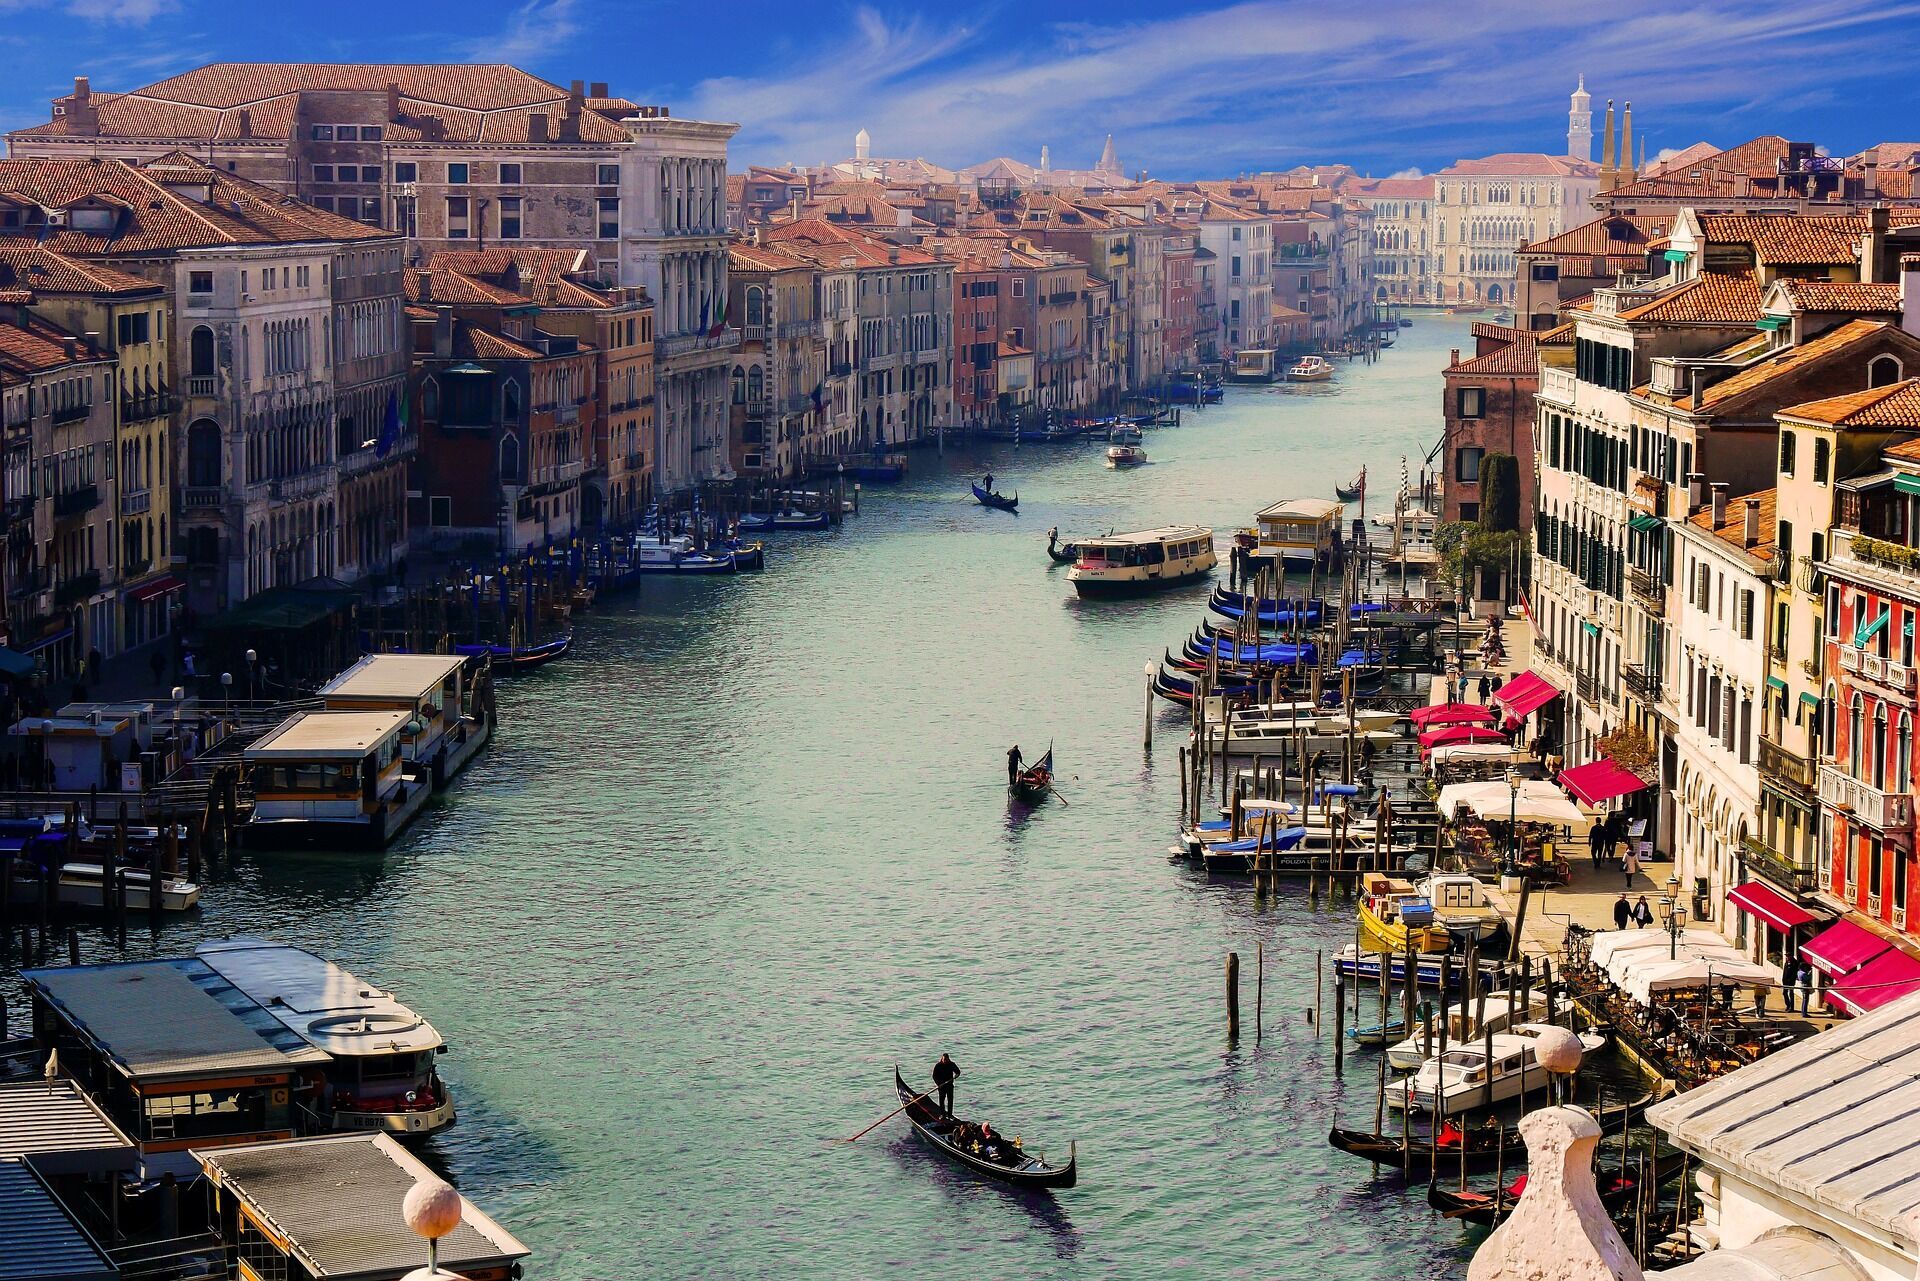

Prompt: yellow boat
[{"left": 1358, "top": 877, "right": 1453, "bottom": 955}]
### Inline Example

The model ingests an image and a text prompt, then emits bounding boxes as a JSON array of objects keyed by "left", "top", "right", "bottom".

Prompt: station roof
[
  {"left": 0, "top": 1081, "right": 135, "bottom": 1176},
  {"left": 1256, "top": 498, "right": 1341, "bottom": 519},
  {"left": 196, "top": 938, "right": 443, "bottom": 1058},
  {"left": 317, "top": 654, "right": 464, "bottom": 704},
  {"left": 1077, "top": 525, "right": 1214, "bottom": 547},
  {"left": 0, "top": 1160, "right": 116, "bottom": 1281},
  {"left": 245, "top": 710, "right": 410, "bottom": 761},
  {"left": 197, "top": 1134, "right": 530, "bottom": 1281},
  {"left": 1649, "top": 987, "right": 1920, "bottom": 1248},
  {"left": 24, "top": 962, "right": 318, "bottom": 1084}
]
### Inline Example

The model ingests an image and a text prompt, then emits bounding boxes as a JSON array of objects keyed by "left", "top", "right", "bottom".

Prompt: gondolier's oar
[
  {"left": 1048, "top": 780, "right": 1071, "bottom": 806},
  {"left": 832, "top": 1092, "right": 931, "bottom": 1143}
]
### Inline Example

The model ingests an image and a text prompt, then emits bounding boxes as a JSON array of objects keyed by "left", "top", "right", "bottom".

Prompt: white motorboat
[
  {"left": 1105, "top": 444, "right": 1147, "bottom": 468},
  {"left": 1418, "top": 872, "right": 1508, "bottom": 942},
  {"left": 197, "top": 937, "right": 456, "bottom": 1138},
  {"left": 1287, "top": 355, "right": 1335, "bottom": 382},
  {"left": 1387, "top": 1023, "right": 1609, "bottom": 1114},
  {"left": 53, "top": 862, "right": 201, "bottom": 913},
  {"left": 1108, "top": 423, "right": 1144, "bottom": 444},
  {"left": 1384, "top": 991, "right": 1550, "bottom": 1071}
]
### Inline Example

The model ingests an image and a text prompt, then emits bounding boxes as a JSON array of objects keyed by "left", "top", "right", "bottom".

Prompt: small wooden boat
[
  {"left": 1046, "top": 528, "right": 1079, "bottom": 565},
  {"left": 738, "top": 509, "right": 831, "bottom": 531},
  {"left": 1009, "top": 748, "right": 1054, "bottom": 805},
  {"left": 1428, "top": 1149, "right": 1688, "bottom": 1225},
  {"left": 1345, "top": 1015, "right": 1410, "bottom": 1046},
  {"left": 1335, "top": 467, "right": 1366, "bottom": 502},
  {"left": 454, "top": 632, "right": 572, "bottom": 674},
  {"left": 895, "top": 1068, "right": 1076, "bottom": 1188},
  {"left": 972, "top": 481, "right": 1018, "bottom": 512}
]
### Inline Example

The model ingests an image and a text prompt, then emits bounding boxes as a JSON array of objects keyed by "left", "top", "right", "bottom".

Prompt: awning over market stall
[
  {"left": 1419, "top": 725, "right": 1508, "bottom": 749},
  {"left": 1559, "top": 758, "right": 1649, "bottom": 807},
  {"left": 1726, "top": 882, "right": 1817, "bottom": 934},
  {"left": 1826, "top": 949, "right": 1920, "bottom": 1015},
  {"left": 1493, "top": 671, "right": 1561, "bottom": 719},
  {"left": 1801, "top": 918, "right": 1893, "bottom": 976},
  {"left": 1429, "top": 742, "right": 1530, "bottom": 766},
  {"left": 1437, "top": 780, "right": 1591, "bottom": 831},
  {"left": 1409, "top": 702, "right": 1496, "bottom": 728},
  {"left": 1620, "top": 955, "right": 1780, "bottom": 1004},
  {"left": 1590, "top": 928, "right": 1741, "bottom": 974}
]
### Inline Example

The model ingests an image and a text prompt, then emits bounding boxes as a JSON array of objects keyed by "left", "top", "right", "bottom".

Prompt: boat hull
[
  {"left": 241, "top": 776, "right": 433, "bottom": 852},
  {"left": 895, "top": 1069, "right": 1075, "bottom": 1188},
  {"left": 1071, "top": 562, "right": 1215, "bottom": 598}
]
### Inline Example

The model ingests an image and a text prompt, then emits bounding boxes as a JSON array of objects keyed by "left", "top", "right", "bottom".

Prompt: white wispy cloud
[
  {"left": 689, "top": 0, "right": 1920, "bottom": 175},
  {"left": 65, "top": 0, "right": 176, "bottom": 20},
  {"left": 455, "top": 0, "right": 580, "bottom": 64}
]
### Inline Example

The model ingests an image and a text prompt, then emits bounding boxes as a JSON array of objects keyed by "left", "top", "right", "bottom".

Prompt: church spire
[
  {"left": 1567, "top": 74, "right": 1592, "bottom": 161},
  {"left": 1098, "top": 134, "right": 1119, "bottom": 176},
  {"left": 1599, "top": 99, "right": 1617, "bottom": 192},
  {"left": 1619, "top": 102, "right": 1636, "bottom": 186}
]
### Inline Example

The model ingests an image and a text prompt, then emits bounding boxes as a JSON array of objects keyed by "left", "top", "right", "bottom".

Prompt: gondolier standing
[
  {"left": 1007, "top": 745, "right": 1024, "bottom": 788},
  {"left": 933, "top": 1053, "right": 960, "bottom": 1118}
]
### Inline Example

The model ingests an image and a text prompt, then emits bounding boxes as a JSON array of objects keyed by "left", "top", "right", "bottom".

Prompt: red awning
[
  {"left": 1826, "top": 948, "right": 1920, "bottom": 1015},
  {"left": 1558, "top": 758, "right": 1649, "bottom": 807},
  {"left": 125, "top": 574, "right": 184, "bottom": 605},
  {"left": 1726, "top": 881, "right": 1816, "bottom": 933},
  {"left": 1409, "top": 702, "right": 1496, "bottom": 728},
  {"left": 1802, "top": 918, "right": 1893, "bottom": 976},
  {"left": 1494, "top": 671, "right": 1560, "bottom": 719},
  {"left": 1419, "top": 725, "right": 1508, "bottom": 749}
]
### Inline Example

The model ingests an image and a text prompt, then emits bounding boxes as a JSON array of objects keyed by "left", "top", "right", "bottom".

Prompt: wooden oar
[
  {"left": 832, "top": 1091, "right": 931, "bottom": 1143},
  {"left": 1048, "top": 780, "right": 1071, "bottom": 807}
]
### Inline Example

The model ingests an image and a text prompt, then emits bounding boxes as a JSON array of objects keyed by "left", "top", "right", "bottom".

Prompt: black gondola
[
  {"left": 1334, "top": 467, "right": 1366, "bottom": 503},
  {"left": 1428, "top": 1148, "right": 1688, "bottom": 1225},
  {"left": 1009, "top": 748, "right": 1054, "bottom": 805},
  {"left": 1326, "top": 1089, "right": 1659, "bottom": 1175},
  {"left": 452, "top": 632, "right": 572, "bottom": 674},
  {"left": 1046, "top": 529, "right": 1078, "bottom": 564},
  {"left": 972, "top": 481, "right": 1019, "bottom": 512},
  {"left": 894, "top": 1067, "right": 1076, "bottom": 1188}
]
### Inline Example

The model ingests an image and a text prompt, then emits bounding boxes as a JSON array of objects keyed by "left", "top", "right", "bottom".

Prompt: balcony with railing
[
  {"left": 1758, "top": 735, "right": 1815, "bottom": 793},
  {"left": 182, "top": 486, "right": 224, "bottom": 509},
  {"left": 120, "top": 392, "right": 176, "bottom": 423},
  {"left": 186, "top": 375, "right": 217, "bottom": 398},
  {"left": 1621, "top": 663, "right": 1661, "bottom": 704},
  {"left": 7, "top": 566, "right": 50, "bottom": 600},
  {"left": 1539, "top": 365, "right": 1577, "bottom": 407},
  {"left": 52, "top": 485, "right": 98, "bottom": 519},
  {"left": 1576, "top": 670, "right": 1600, "bottom": 705},
  {"left": 1627, "top": 567, "right": 1664, "bottom": 616},
  {"left": 1835, "top": 643, "right": 1917, "bottom": 696},
  {"left": 120, "top": 488, "right": 151, "bottom": 517},
  {"left": 1740, "top": 833, "right": 1817, "bottom": 893},
  {"left": 50, "top": 402, "right": 92, "bottom": 426},
  {"left": 53, "top": 569, "right": 100, "bottom": 606},
  {"left": 1818, "top": 762, "right": 1914, "bottom": 831}
]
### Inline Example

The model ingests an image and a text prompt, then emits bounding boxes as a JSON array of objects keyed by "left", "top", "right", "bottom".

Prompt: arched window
[
  {"left": 186, "top": 419, "right": 222, "bottom": 488},
  {"left": 1899, "top": 712, "right": 1912, "bottom": 790},
  {"left": 746, "top": 366, "right": 763, "bottom": 403},
  {"left": 499, "top": 432, "right": 521, "bottom": 483},
  {"left": 1870, "top": 355, "right": 1903, "bottom": 388},
  {"left": 1874, "top": 702, "right": 1889, "bottom": 788},
  {"left": 502, "top": 379, "right": 522, "bottom": 420},
  {"left": 190, "top": 326, "right": 215, "bottom": 377},
  {"left": 1850, "top": 692, "right": 1865, "bottom": 779},
  {"left": 1822, "top": 682, "right": 1837, "bottom": 754},
  {"left": 421, "top": 376, "right": 439, "bottom": 421},
  {"left": 745, "top": 287, "right": 764, "bottom": 328}
]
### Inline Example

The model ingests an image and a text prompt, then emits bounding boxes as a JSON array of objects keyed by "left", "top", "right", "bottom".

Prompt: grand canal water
[{"left": 8, "top": 316, "right": 1581, "bottom": 1279}]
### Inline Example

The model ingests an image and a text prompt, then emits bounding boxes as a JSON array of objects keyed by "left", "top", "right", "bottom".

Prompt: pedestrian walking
[
  {"left": 1623, "top": 845, "right": 1640, "bottom": 888},
  {"left": 1796, "top": 961, "right": 1816, "bottom": 1014},
  {"left": 1631, "top": 895, "right": 1654, "bottom": 928},
  {"left": 1588, "top": 823, "right": 1605, "bottom": 869},
  {"left": 1477, "top": 674, "right": 1492, "bottom": 704},
  {"left": 1612, "top": 893, "right": 1631, "bottom": 930}
]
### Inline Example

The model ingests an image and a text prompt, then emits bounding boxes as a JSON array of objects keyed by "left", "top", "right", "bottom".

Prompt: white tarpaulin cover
[
  {"left": 1436, "top": 780, "right": 1591, "bottom": 832},
  {"left": 1589, "top": 928, "right": 1741, "bottom": 973},
  {"left": 1620, "top": 955, "right": 1780, "bottom": 1003}
]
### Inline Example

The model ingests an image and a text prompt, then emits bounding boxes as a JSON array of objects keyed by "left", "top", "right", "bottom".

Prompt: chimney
[
  {"left": 789, "top": 194, "right": 802, "bottom": 222},
  {"left": 62, "top": 336, "right": 78, "bottom": 359},
  {"left": 1901, "top": 253, "right": 1920, "bottom": 339},
  {"left": 1688, "top": 366, "right": 1703, "bottom": 410},
  {"left": 416, "top": 269, "right": 433, "bottom": 303},
  {"left": 589, "top": 82, "right": 608, "bottom": 99},
  {"left": 1863, "top": 205, "right": 1892, "bottom": 284},
  {"left": 1688, "top": 471, "right": 1706, "bottom": 512},
  {"left": 236, "top": 108, "right": 252, "bottom": 140},
  {"left": 1711, "top": 482, "right": 1728, "bottom": 528},
  {"left": 66, "top": 75, "right": 99, "bottom": 135},
  {"left": 1450, "top": 347, "right": 1461, "bottom": 367},
  {"left": 529, "top": 113, "right": 549, "bottom": 143},
  {"left": 387, "top": 82, "right": 401, "bottom": 122},
  {"left": 432, "top": 311, "right": 453, "bottom": 359},
  {"left": 1743, "top": 497, "right": 1761, "bottom": 548},
  {"left": 560, "top": 80, "right": 584, "bottom": 142}
]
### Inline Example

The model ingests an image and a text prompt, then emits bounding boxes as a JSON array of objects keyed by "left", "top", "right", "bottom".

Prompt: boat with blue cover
[
  {"left": 455, "top": 632, "right": 573, "bottom": 674},
  {"left": 738, "top": 509, "right": 830, "bottom": 532}
]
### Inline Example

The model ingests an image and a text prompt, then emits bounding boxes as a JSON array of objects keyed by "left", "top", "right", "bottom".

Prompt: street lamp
[
  {"left": 1660, "top": 874, "right": 1687, "bottom": 959},
  {"left": 219, "top": 670, "right": 232, "bottom": 710},
  {"left": 1505, "top": 768, "right": 1522, "bottom": 874},
  {"left": 245, "top": 648, "right": 257, "bottom": 702}
]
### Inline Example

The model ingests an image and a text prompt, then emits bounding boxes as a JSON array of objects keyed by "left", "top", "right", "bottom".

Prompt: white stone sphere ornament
[
  {"left": 1529, "top": 1024, "right": 1585, "bottom": 1104},
  {"left": 399, "top": 1180, "right": 467, "bottom": 1281}
]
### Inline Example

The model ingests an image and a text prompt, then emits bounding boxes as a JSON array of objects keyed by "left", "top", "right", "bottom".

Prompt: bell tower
[{"left": 1567, "top": 75, "right": 1593, "bottom": 162}]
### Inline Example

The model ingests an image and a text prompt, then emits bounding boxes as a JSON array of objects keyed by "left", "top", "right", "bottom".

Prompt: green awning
[
  {"left": 1755, "top": 316, "right": 1787, "bottom": 331},
  {"left": 1800, "top": 691, "right": 1822, "bottom": 711},
  {"left": 1663, "top": 249, "right": 1690, "bottom": 263},
  {"left": 1765, "top": 675, "right": 1788, "bottom": 694},
  {"left": 1894, "top": 473, "right": 1920, "bottom": 497},
  {"left": 1628, "top": 513, "right": 1664, "bottom": 533}
]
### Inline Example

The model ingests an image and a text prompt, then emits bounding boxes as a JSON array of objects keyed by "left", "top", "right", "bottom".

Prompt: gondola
[
  {"left": 1046, "top": 529, "right": 1079, "bottom": 564},
  {"left": 1335, "top": 467, "right": 1367, "bottom": 503},
  {"left": 738, "top": 509, "right": 832, "bottom": 532},
  {"left": 972, "top": 481, "right": 1019, "bottom": 512},
  {"left": 1009, "top": 748, "right": 1054, "bottom": 805},
  {"left": 894, "top": 1068, "right": 1076, "bottom": 1189},
  {"left": 453, "top": 632, "right": 572, "bottom": 674},
  {"left": 1428, "top": 1148, "right": 1688, "bottom": 1226},
  {"left": 1326, "top": 1089, "right": 1660, "bottom": 1175}
]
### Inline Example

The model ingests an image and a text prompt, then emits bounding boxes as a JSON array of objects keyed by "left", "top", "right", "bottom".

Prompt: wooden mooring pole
[{"left": 1226, "top": 951, "right": 1241, "bottom": 1041}]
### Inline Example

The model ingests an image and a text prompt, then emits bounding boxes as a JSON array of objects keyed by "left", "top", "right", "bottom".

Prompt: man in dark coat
[
  {"left": 1612, "top": 893, "right": 1631, "bottom": 930},
  {"left": 1007, "top": 745, "right": 1024, "bottom": 788},
  {"left": 932, "top": 1053, "right": 960, "bottom": 1118}
]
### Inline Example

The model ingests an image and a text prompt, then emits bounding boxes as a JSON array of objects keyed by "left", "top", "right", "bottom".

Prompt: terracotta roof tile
[
  {"left": 1687, "top": 488, "right": 1777, "bottom": 564},
  {"left": 1448, "top": 331, "right": 1539, "bottom": 377},
  {"left": 0, "top": 245, "right": 158, "bottom": 295},
  {"left": 1782, "top": 379, "right": 1920, "bottom": 429},
  {"left": 1617, "top": 272, "right": 1762, "bottom": 324},
  {"left": 1770, "top": 280, "right": 1902, "bottom": 314},
  {"left": 1673, "top": 320, "right": 1904, "bottom": 410},
  {"left": 1522, "top": 213, "right": 1670, "bottom": 259},
  {"left": 1438, "top": 152, "right": 1600, "bottom": 178},
  {"left": 1701, "top": 212, "right": 1920, "bottom": 267}
]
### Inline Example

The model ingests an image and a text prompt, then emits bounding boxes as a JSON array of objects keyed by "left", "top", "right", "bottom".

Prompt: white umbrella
[
  {"left": 1436, "top": 780, "right": 1591, "bottom": 832},
  {"left": 1621, "top": 956, "right": 1779, "bottom": 1004}
]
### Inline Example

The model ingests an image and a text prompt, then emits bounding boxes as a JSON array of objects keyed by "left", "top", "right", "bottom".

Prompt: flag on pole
[
  {"left": 707, "top": 289, "right": 728, "bottom": 338},
  {"left": 376, "top": 389, "right": 404, "bottom": 457},
  {"left": 810, "top": 381, "right": 825, "bottom": 410}
]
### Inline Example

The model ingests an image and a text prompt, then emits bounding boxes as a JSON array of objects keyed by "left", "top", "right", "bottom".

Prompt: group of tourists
[{"left": 1588, "top": 812, "right": 1641, "bottom": 885}]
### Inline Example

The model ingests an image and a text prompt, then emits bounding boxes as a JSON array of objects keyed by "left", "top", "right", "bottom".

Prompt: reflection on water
[{"left": 2, "top": 320, "right": 1545, "bottom": 1279}]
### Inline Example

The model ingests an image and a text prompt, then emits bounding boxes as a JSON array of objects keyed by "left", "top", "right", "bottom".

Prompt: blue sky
[{"left": 2, "top": 0, "right": 1918, "bottom": 178}]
